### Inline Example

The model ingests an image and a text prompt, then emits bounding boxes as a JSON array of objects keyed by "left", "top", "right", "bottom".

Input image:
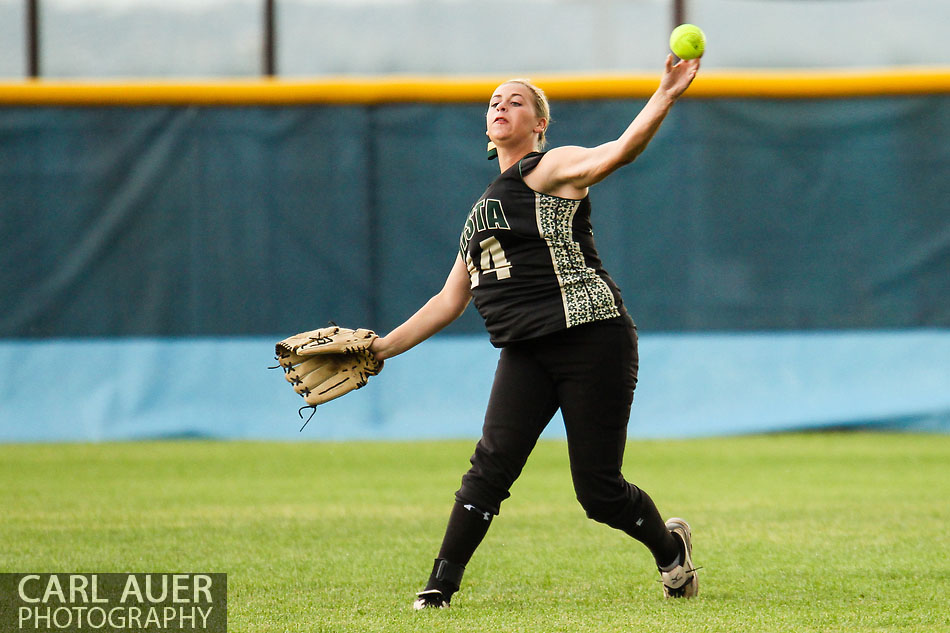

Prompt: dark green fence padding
[{"left": 1, "top": 96, "right": 947, "bottom": 337}]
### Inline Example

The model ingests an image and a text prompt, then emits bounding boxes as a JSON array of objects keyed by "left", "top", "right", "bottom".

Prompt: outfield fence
[
  {"left": 2, "top": 68, "right": 949, "bottom": 105},
  {"left": 1, "top": 70, "right": 947, "bottom": 441}
]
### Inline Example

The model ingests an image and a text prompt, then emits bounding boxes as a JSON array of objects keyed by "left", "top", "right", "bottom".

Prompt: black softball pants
[{"left": 455, "top": 316, "right": 675, "bottom": 558}]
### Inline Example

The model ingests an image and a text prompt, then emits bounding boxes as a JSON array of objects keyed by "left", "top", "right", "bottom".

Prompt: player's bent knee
[
  {"left": 575, "top": 491, "right": 623, "bottom": 526},
  {"left": 573, "top": 474, "right": 638, "bottom": 528}
]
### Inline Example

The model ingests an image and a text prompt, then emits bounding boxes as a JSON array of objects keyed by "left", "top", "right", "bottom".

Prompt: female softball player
[{"left": 370, "top": 54, "right": 701, "bottom": 609}]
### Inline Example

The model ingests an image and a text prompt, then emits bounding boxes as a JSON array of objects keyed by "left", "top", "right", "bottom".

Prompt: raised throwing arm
[{"left": 526, "top": 55, "right": 700, "bottom": 198}]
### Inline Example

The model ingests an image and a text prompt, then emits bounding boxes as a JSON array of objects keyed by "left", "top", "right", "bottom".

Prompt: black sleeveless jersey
[{"left": 459, "top": 151, "right": 628, "bottom": 346}]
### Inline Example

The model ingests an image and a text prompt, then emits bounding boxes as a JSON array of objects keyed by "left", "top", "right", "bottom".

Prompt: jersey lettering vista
[{"left": 460, "top": 152, "right": 628, "bottom": 346}]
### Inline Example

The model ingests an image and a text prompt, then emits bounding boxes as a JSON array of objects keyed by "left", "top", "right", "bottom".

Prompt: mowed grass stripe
[{"left": 1, "top": 433, "right": 947, "bottom": 632}]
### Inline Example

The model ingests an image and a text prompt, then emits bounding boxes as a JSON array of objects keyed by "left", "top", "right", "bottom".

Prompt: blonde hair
[{"left": 503, "top": 78, "right": 552, "bottom": 150}]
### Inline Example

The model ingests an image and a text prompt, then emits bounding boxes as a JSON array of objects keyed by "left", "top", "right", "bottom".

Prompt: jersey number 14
[{"left": 467, "top": 236, "right": 511, "bottom": 288}]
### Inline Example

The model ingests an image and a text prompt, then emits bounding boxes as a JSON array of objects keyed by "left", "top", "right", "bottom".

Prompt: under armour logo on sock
[{"left": 463, "top": 504, "right": 492, "bottom": 521}]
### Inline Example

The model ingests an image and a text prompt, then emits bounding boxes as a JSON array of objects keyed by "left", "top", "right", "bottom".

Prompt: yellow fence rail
[{"left": 1, "top": 68, "right": 948, "bottom": 105}]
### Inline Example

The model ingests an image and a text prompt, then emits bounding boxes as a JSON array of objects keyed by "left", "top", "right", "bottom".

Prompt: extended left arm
[{"left": 530, "top": 55, "right": 700, "bottom": 196}]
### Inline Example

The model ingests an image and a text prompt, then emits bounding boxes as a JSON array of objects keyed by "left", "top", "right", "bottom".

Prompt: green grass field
[{"left": 2, "top": 433, "right": 948, "bottom": 632}]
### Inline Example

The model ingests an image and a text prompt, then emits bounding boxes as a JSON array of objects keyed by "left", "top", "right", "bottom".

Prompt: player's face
[{"left": 486, "top": 83, "right": 544, "bottom": 146}]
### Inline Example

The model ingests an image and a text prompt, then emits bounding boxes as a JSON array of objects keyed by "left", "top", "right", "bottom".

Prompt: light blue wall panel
[{"left": 1, "top": 331, "right": 946, "bottom": 442}]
